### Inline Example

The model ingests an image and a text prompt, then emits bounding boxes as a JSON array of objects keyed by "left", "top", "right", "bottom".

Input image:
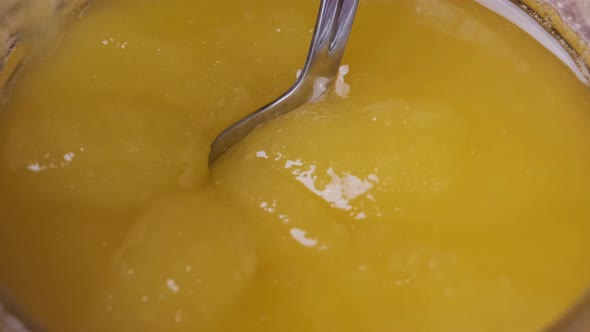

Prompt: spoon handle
[
  {"left": 302, "top": 0, "right": 358, "bottom": 80},
  {"left": 208, "top": 0, "right": 358, "bottom": 164}
]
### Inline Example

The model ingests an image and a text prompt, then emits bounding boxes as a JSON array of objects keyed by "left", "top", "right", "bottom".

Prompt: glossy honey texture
[{"left": 0, "top": 0, "right": 590, "bottom": 331}]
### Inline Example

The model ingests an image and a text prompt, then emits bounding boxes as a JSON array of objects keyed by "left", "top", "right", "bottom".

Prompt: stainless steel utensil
[{"left": 208, "top": 0, "right": 359, "bottom": 164}]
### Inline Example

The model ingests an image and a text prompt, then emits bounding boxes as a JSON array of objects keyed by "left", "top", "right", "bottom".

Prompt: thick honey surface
[{"left": 1, "top": 0, "right": 590, "bottom": 331}]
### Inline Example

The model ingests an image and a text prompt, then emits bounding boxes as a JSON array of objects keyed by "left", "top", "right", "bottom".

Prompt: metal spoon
[{"left": 208, "top": 0, "right": 359, "bottom": 164}]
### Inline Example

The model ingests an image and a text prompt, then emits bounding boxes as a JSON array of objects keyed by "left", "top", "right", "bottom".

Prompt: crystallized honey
[{"left": 1, "top": 0, "right": 590, "bottom": 331}]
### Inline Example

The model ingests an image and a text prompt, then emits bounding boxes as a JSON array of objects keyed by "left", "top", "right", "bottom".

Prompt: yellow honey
[{"left": 0, "top": 0, "right": 589, "bottom": 331}]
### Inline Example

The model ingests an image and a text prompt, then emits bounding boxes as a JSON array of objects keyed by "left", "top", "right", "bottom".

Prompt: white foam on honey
[
  {"left": 25, "top": 150, "right": 81, "bottom": 172},
  {"left": 335, "top": 64, "right": 350, "bottom": 98},
  {"left": 166, "top": 279, "right": 180, "bottom": 293},
  {"left": 255, "top": 150, "right": 268, "bottom": 159},
  {"left": 259, "top": 200, "right": 277, "bottom": 213},
  {"left": 26, "top": 163, "right": 46, "bottom": 172},
  {"left": 284, "top": 159, "right": 303, "bottom": 169},
  {"left": 294, "top": 165, "right": 378, "bottom": 211},
  {"left": 289, "top": 228, "right": 318, "bottom": 247},
  {"left": 63, "top": 152, "right": 75, "bottom": 162}
]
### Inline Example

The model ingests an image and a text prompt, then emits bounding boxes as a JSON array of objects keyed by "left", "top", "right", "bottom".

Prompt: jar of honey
[{"left": 0, "top": 1, "right": 589, "bottom": 331}]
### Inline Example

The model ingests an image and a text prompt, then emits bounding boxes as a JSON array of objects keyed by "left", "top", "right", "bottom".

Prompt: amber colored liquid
[{"left": 0, "top": 0, "right": 590, "bottom": 331}]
